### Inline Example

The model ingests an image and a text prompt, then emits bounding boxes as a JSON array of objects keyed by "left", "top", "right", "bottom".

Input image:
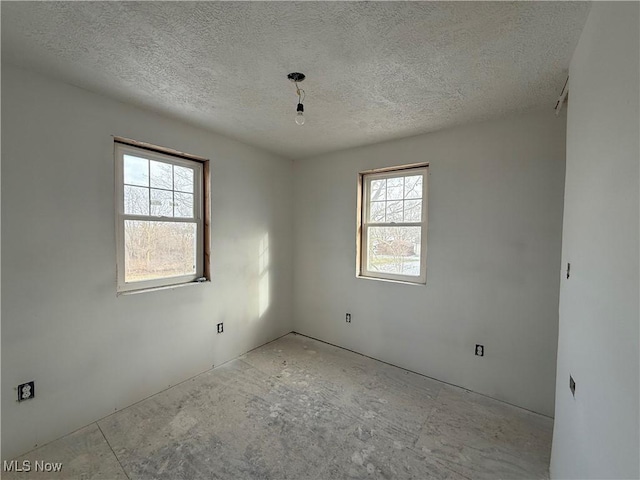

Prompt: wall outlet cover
[
  {"left": 217, "top": 323, "right": 224, "bottom": 334},
  {"left": 475, "top": 344, "right": 484, "bottom": 356},
  {"left": 18, "top": 381, "right": 35, "bottom": 402}
]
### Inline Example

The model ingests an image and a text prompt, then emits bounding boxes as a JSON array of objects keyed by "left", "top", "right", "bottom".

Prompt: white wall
[
  {"left": 0, "top": 56, "right": 3, "bottom": 465},
  {"left": 1, "top": 64, "right": 293, "bottom": 461},
  {"left": 293, "top": 110, "right": 566, "bottom": 416},
  {"left": 550, "top": 3, "right": 640, "bottom": 479}
]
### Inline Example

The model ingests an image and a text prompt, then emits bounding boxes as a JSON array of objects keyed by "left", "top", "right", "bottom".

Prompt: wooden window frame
[
  {"left": 357, "top": 163, "right": 429, "bottom": 285},
  {"left": 114, "top": 138, "right": 210, "bottom": 294}
]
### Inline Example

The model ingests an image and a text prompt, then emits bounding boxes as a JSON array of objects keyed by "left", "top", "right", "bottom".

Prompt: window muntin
[
  {"left": 359, "top": 165, "right": 428, "bottom": 284},
  {"left": 115, "top": 142, "right": 205, "bottom": 292}
]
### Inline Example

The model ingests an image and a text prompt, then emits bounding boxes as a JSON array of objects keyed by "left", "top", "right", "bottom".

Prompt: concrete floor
[{"left": 4, "top": 333, "right": 553, "bottom": 479}]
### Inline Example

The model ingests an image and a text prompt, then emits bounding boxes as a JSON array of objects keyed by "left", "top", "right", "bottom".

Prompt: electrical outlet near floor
[
  {"left": 475, "top": 344, "right": 484, "bottom": 356},
  {"left": 17, "top": 381, "right": 35, "bottom": 402},
  {"left": 345, "top": 313, "right": 351, "bottom": 323},
  {"left": 217, "top": 323, "right": 224, "bottom": 334},
  {"left": 570, "top": 375, "right": 576, "bottom": 397}
]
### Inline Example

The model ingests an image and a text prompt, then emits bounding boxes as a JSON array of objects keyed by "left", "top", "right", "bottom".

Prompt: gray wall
[
  {"left": 550, "top": 3, "right": 640, "bottom": 478},
  {"left": 1, "top": 65, "right": 294, "bottom": 461},
  {"left": 293, "top": 110, "right": 566, "bottom": 416}
]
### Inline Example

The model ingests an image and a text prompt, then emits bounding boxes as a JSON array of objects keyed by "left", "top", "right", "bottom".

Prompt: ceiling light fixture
[{"left": 287, "top": 72, "right": 306, "bottom": 126}]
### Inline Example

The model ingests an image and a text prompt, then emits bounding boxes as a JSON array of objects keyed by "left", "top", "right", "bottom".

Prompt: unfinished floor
[{"left": 4, "top": 334, "right": 553, "bottom": 479}]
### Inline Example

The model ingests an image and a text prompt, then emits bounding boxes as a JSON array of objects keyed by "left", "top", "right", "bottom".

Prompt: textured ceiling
[{"left": 1, "top": 2, "right": 590, "bottom": 159}]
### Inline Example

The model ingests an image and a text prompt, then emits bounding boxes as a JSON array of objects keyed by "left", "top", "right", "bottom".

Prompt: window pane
[
  {"left": 404, "top": 176, "right": 422, "bottom": 199},
  {"left": 387, "top": 177, "right": 403, "bottom": 200},
  {"left": 174, "top": 192, "right": 194, "bottom": 218},
  {"left": 150, "top": 189, "right": 173, "bottom": 217},
  {"left": 124, "top": 221, "right": 197, "bottom": 282},
  {"left": 174, "top": 166, "right": 194, "bottom": 193},
  {"left": 370, "top": 179, "right": 386, "bottom": 202},
  {"left": 367, "top": 226, "right": 421, "bottom": 277},
  {"left": 386, "top": 200, "right": 403, "bottom": 222},
  {"left": 404, "top": 199, "right": 422, "bottom": 222},
  {"left": 124, "top": 186, "right": 149, "bottom": 215},
  {"left": 150, "top": 161, "right": 173, "bottom": 189},
  {"left": 123, "top": 155, "right": 149, "bottom": 187},
  {"left": 369, "top": 201, "right": 385, "bottom": 222}
]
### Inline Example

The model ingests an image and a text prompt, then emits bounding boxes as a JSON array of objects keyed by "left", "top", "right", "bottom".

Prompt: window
[
  {"left": 115, "top": 140, "right": 209, "bottom": 293},
  {"left": 358, "top": 164, "right": 428, "bottom": 284}
]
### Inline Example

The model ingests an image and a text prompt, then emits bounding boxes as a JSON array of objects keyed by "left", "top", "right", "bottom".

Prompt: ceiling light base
[{"left": 287, "top": 72, "right": 305, "bottom": 83}]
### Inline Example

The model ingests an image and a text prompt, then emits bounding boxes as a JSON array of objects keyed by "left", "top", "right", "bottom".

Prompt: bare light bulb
[{"left": 295, "top": 103, "right": 305, "bottom": 126}]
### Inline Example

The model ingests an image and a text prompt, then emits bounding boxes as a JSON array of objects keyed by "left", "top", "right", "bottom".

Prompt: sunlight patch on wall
[{"left": 258, "top": 233, "right": 270, "bottom": 318}]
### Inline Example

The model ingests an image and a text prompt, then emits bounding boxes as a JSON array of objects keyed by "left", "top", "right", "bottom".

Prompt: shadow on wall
[{"left": 258, "top": 233, "right": 270, "bottom": 318}]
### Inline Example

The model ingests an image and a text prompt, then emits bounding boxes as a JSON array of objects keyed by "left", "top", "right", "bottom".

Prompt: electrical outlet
[
  {"left": 17, "top": 381, "right": 35, "bottom": 402},
  {"left": 346, "top": 313, "right": 351, "bottom": 323},
  {"left": 217, "top": 323, "right": 224, "bottom": 334},
  {"left": 570, "top": 375, "right": 576, "bottom": 397},
  {"left": 475, "top": 344, "right": 484, "bottom": 356},
  {"left": 567, "top": 262, "right": 571, "bottom": 279}
]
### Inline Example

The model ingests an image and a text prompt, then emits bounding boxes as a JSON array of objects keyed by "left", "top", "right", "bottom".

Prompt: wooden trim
[
  {"left": 355, "top": 172, "right": 364, "bottom": 276},
  {"left": 113, "top": 136, "right": 209, "bottom": 163},
  {"left": 118, "top": 279, "right": 210, "bottom": 296},
  {"left": 203, "top": 160, "right": 211, "bottom": 280},
  {"left": 357, "top": 272, "right": 426, "bottom": 285},
  {"left": 359, "top": 162, "right": 429, "bottom": 176}
]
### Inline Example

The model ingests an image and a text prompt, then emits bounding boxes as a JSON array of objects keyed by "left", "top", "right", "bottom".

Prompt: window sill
[
  {"left": 117, "top": 279, "right": 210, "bottom": 296},
  {"left": 356, "top": 275, "right": 425, "bottom": 286}
]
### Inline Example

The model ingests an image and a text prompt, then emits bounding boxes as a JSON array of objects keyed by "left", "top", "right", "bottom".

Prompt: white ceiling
[{"left": 2, "top": 2, "right": 590, "bottom": 159}]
